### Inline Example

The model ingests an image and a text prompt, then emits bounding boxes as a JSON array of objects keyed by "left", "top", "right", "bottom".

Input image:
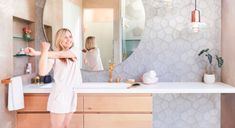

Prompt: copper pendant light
[
  {"left": 191, "top": 0, "right": 200, "bottom": 32},
  {"left": 192, "top": 0, "right": 200, "bottom": 22}
]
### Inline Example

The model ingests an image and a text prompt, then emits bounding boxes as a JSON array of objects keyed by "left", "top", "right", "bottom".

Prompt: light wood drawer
[
  {"left": 17, "top": 113, "right": 83, "bottom": 128},
  {"left": 18, "top": 94, "right": 83, "bottom": 112},
  {"left": 83, "top": 94, "right": 152, "bottom": 112},
  {"left": 84, "top": 114, "right": 152, "bottom": 128}
]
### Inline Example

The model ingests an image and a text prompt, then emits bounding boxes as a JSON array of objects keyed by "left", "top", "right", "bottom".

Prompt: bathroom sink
[
  {"left": 25, "top": 83, "right": 53, "bottom": 89},
  {"left": 39, "top": 83, "right": 53, "bottom": 88},
  {"left": 77, "top": 82, "right": 130, "bottom": 89},
  {"left": 25, "top": 82, "right": 133, "bottom": 89},
  {"left": 77, "top": 82, "right": 131, "bottom": 89},
  {"left": 39, "top": 82, "right": 131, "bottom": 89}
]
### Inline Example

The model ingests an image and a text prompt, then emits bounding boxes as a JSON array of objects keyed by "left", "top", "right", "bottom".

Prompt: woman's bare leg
[
  {"left": 64, "top": 112, "right": 73, "bottom": 128},
  {"left": 50, "top": 113, "right": 66, "bottom": 128}
]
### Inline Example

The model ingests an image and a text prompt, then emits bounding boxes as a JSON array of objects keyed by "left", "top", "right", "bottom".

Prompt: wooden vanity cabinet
[
  {"left": 17, "top": 94, "right": 152, "bottom": 128},
  {"left": 17, "top": 113, "right": 83, "bottom": 128},
  {"left": 83, "top": 94, "right": 152, "bottom": 128},
  {"left": 17, "top": 94, "right": 83, "bottom": 112},
  {"left": 16, "top": 94, "right": 83, "bottom": 128}
]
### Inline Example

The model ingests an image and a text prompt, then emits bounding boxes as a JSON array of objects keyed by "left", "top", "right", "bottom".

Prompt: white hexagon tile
[
  {"left": 81, "top": 1, "right": 221, "bottom": 127},
  {"left": 82, "top": 0, "right": 221, "bottom": 127},
  {"left": 82, "top": 0, "right": 221, "bottom": 83},
  {"left": 153, "top": 93, "right": 220, "bottom": 128}
]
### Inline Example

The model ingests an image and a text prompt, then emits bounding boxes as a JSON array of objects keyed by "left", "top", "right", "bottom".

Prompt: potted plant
[
  {"left": 23, "top": 27, "right": 33, "bottom": 42},
  {"left": 198, "top": 48, "right": 224, "bottom": 84}
]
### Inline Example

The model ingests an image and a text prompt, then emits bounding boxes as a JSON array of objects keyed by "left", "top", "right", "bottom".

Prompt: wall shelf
[
  {"left": 13, "top": 35, "right": 34, "bottom": 42},
  {"left": 13, "top": 16, "right": 35, "bottom": 76},
  {"left": 13, "top": 35, "right": 23, "bottom": 39},
  {"left": 14, "top": 54, "right": 29, "bottom": 57}
]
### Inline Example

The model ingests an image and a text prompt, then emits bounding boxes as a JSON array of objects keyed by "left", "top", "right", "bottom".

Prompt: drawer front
[
  {"left": 84, "top": 94, "right": 152, "bottom": 112},
  {"left": 84, "top": 114, "right": 152, "bottom": 128},
  {"left": 18, "top": 94, "right": 83, "bottom": 112},
  {"left": 17, "top": 113, "right": 83, "bottom": 128}
]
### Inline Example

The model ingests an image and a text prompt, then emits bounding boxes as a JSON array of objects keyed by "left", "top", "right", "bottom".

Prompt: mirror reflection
[
  {"left": 82, "top": 36, "right": 104, "bottom": 71},
  {"left": 43, "top": 0, "right": 145, "bottom": 71}
]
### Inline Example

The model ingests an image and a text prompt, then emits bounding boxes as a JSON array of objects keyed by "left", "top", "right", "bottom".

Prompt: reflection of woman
[
  {"left": 82, "top": 36, "right": 104, "bottom": 71},
  {"left": 25, "top": 28, "right": 82, "bottom": 128}
]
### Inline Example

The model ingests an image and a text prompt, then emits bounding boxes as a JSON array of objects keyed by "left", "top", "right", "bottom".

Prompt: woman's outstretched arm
[{"left": 25, "top": 43, "right": 77, "bottom": 59}]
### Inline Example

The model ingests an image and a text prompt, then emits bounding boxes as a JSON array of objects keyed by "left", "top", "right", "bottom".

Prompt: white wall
[
  {"left": 43, "top": 0, "right": 63, "bottom": 44},
  {"left": 0, "top": 0, "right": 16, "bottom": 127},
  {"left": 13, "top": 0, "right": 35, "bottom": 21},
  {"left": 221, "top": 0, "right": 235, "bottom": 127},
  {"left": 222, "top": 0, "right": 235, "bottom": 86},
  {"left": 63, "top": 0, "right": 83, "bottom": 66}
]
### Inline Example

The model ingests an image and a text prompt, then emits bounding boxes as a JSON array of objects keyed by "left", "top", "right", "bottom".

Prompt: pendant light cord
[{"left": 195, "top": 0, "right": 197, "bottom": 10}]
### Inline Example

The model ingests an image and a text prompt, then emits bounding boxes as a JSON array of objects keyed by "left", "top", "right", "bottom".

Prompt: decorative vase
[
  {"left": 203, "top": 74, "right": 215, "bottom": 84},
  {"left": 23, "top": 33, "right": 32, "bottom": 42}
]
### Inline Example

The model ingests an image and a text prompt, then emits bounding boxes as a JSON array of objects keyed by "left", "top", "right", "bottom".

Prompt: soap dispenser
[{"left": 25, "top": 63, "right": 32, "bottom": 74}]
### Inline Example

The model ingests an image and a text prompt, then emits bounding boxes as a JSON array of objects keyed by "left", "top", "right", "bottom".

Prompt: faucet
[
  {"left": 31, "top": 76, "right": 41, "bottom": 84},
  {"left": 108, "top": 63, "right": 115, "bottom": 82}
]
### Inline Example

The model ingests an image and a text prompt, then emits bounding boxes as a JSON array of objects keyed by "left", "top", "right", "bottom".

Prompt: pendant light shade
[
  {"left": 191, "top": 9, "right": 200, "bottom": 22},
  {"left": 191, "top": 0, "right": 200, "bottom": 32}
]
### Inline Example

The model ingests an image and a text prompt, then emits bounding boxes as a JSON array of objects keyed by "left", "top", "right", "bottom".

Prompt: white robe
[{"left": 47, "top": 47, "right": 82, "bottom": 113}]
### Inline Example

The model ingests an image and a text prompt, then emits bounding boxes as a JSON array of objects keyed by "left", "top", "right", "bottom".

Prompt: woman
[
  {"left": 25, "top": 28, "right": 82, "bottom": 128},
  {"left": 82, "top": 36, "right": 104, "bottom": 71}
]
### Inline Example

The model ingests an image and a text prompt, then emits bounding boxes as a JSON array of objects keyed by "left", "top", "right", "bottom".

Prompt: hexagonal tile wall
[{"left": 81, "top": 0, "right": 221, "bottom": 82}]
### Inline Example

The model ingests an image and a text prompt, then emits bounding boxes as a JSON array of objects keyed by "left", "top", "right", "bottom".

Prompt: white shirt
[{"left": 83, "top": 48, "right": 104, "bottom": 71}]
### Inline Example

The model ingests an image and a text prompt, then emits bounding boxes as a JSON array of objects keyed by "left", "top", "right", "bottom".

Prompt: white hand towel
[{"left": 8, "top": 76, "right": 24, "bottom": 111}]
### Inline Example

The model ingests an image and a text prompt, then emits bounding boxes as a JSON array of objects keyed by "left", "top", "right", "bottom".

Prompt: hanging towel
[{"left": 8, "top": 76, "right": 24, "bottom": 111}]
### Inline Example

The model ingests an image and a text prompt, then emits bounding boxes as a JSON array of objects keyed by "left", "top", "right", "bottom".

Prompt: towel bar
[{"left": 1, "top": 78, "right": 11, "bottom": 85}]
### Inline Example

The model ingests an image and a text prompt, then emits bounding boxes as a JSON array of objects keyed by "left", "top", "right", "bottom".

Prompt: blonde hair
[
  {"left": 54, "top": 28, "right": 74, "bottom": 63},
  {"left": 85, "top": 36, "right": 96, "bottom": 51},
  {"left": 54, "top": 28, "right": 74, "bottom": 51}
]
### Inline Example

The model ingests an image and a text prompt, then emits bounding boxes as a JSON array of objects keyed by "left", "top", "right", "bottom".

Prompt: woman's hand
[
  {"left": 41, "top": 42, "right": 50, "bottom": 53},
  {"left": 24, "top": 47, "right": 40, "bottom": 56}
]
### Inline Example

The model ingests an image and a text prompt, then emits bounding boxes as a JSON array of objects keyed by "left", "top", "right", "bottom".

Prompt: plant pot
[{"left": 203, "top": 74, "right": 215, "bottom": 84}]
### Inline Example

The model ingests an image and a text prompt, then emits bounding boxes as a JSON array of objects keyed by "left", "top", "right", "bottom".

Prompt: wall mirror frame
[{"left": 42, "top": 0, "right": 145, "bottom": 73}]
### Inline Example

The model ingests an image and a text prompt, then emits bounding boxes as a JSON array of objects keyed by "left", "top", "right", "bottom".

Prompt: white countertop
[{"left": 23, "top": 82, "right": 235, "bottom": 94}]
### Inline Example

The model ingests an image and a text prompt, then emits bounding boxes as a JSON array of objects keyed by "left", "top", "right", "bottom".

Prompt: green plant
[
  {"left": 22, "top": 27, "right": 33, "bottom": 42},
  {"left": 198, "top": 48, "right": 224, "bottom": 74}
]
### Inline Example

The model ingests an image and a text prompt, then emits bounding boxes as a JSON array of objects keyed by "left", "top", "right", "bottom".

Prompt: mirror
[{"left": 43, "top": 0, "right": 145, "bottom": 71}]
